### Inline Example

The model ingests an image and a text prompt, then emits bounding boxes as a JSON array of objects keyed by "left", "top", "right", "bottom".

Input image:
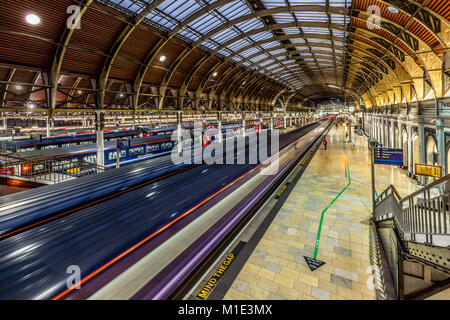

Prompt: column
[
  {"left": 407, "top": 119, "right": 413, "bottom": 175},
  {"left": 217, "top": 111, "right": 223, "bottom": 143},
  {"left": 3, "top": 116, "right": 7, "bottom": 131},
  {"left": 95, "top": 110, "right": 105, "bottom": 167},
  {"left": 270, "top": 112, "right": 274, "bottom": 131},
  {"left": 391, "top": 119, "right": 395, "bottom": 148},
  {"left": 242, "top": 113, "right": 246, "bottom": 137},
  {"left": 46, "top": 116, "right": 51, "bottom": 138},
  {"left": 436, "top": 118, "right": 446, "bottom": 176},
  {"left": 177, "top": 111, "right": 183, "bottom": 153},
  {"left": 283, "top": 113, "right": 287, "bottom": 128},
  {"left": 132, "top": 111, "right": 136, "bottom": 130},
  {"left": 418, "top": 116, "right": 426, "bottom": 184}
]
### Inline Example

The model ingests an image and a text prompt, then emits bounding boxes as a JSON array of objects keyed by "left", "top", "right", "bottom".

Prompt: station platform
[{"left": 223, "top": 125, "right": 418, "bottom": 300}]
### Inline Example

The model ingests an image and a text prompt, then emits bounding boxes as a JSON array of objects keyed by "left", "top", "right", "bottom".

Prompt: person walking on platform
[{"left": 323, "top": 138, "right": 327, "bottom": 150}]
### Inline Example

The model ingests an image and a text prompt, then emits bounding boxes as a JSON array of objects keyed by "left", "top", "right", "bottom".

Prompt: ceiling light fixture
[
  {"left": 26, "top": 14, "right": 41, "bottom": 25},
  {"left": 159, "top": 55, "right": 166, "bottom": 62},
  {"left": 213, "top": 72, "right": 218, "bottom": 77}
]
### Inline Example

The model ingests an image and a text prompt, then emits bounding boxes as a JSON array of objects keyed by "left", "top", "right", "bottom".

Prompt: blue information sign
[{"left": 374, "top": 148, "right": 403, "bottom": 165}]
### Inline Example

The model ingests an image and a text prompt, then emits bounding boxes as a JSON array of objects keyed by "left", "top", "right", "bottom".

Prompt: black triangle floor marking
[{"left": 303, "top": 256, "right": 326, "bottom": 272}]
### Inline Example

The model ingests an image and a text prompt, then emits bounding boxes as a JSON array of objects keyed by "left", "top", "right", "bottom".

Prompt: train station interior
[{"left": 0, "top": 0, "right": 449, "bottom": 303}]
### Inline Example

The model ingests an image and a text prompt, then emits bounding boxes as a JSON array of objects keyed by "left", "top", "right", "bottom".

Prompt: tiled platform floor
[{"left": 224, "top": 124, "right": 418, "bottom": 300}]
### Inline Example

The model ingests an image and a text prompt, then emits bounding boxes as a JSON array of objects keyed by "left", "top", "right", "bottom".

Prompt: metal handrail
[
  {"left": 376, "top": 184, "right": 402, "bottom": 203},
  {"left": 400, "top": 173, "right": 450, "bottom": 204},
  {"left": 0, "top": 153, "right": 108, "bottom": 184},
  {"left": 375, "top": 175, "right": 450, "bottom": 245}
]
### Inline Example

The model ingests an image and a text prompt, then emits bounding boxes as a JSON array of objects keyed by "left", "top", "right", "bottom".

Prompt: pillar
[
  {"left": 132, "top": 111, "right": 136, "bottom": 130},
  {"left": 2, "top": 116, "right": 6, "bottom": 131},
  {"left": 270, "top": 112, "right": 273, "bottom": 131},
  {"left": 436, "top": 118, "right": 446, "bottom": 176},
  {"left": 46, "top": 116, "right": 51, "bottom": 138},
  {"left": 390, "top": 119, "right": 395, "bottom": 148},
  {"left": 177, "top": 111, "right": 183, "bottom": 153},
  {"left": 283, "top": 113, "right": 287, "bottom": 128},
  {"left": 95, "top": 110, "right": 105, "bottom": 167},
  {"left": 418, "top": 116, "right": 426, "bottom": 184},
  {"left": 242, "top": 113, "right": 246, "bottom": 137},
  {"left": 217, "top": 111, "right": 223, "bottom": 143},
  {"left": 407, "top": 119, "right": 413, "bottom": 175}
]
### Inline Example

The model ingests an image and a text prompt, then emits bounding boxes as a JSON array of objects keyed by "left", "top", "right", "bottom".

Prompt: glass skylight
[{"left": 102, "top": 0, "right": 352, "bottom": 90}]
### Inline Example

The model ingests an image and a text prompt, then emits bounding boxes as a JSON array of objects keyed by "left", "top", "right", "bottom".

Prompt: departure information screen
[{"left": 374, "top": 148, "right": 403, "bottom": 165}]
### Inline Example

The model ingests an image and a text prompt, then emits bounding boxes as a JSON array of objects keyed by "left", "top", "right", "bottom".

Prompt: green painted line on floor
[{"left": 313, "top": 132, "right": 351, "bottom": 260}]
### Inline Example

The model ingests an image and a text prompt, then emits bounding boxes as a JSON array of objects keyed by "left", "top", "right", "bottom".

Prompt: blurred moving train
[
  {"left": 0, "top": 123, "right": 267, "bottom": 177},
  {"left": 2, "top": 119, "right": 271, "bottom": 153}
]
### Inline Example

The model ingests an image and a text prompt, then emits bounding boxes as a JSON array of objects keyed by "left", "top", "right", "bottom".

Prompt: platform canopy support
[{"left": 95, "top": 110, "right": 105, "bottom": 167}]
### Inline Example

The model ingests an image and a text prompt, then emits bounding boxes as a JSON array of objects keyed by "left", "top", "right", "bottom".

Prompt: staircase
[{"left": 373, "top": 176, "right": 450, "bottom": 299}]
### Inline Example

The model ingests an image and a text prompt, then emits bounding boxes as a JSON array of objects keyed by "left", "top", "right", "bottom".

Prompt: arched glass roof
[{"left": 102, "top": 0, "right": 351, "bottom": 91}]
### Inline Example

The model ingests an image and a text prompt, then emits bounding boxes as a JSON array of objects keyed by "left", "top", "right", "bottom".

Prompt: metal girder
[
  {"left": 219, "top": 71, "right": 252, "bottom": 100},
  {"left": 357, "top": 1, "right": 446, "bottom": 51},
  {"left": 240, "top": 77, "right": 272, "bottom": 105},
  {"left": 178, "top": 9, "right": 433, "bottom": 94},
  {"left": 131, "top": 0, "right": 248, "bottom": 111},
  {"left": 197, "top": 66, "right": 238, "bottom": 105},
  {"left": 1, "top": 68, "right": 16, "bottom": 108},
  {"left": 177, "top": 8, "right": 440, "bottom": 99},
  {"left": 226, "top": 73, "right": 260, "bottom": 106},
  {"left": 98, "top": 0, "right": 164, "bottom": 109},
  {"left": 235, "top": 33, "right": 415, "bottom": 85},
  {"left": 49, "top": 0, "right": 94, "bottom": 111},
  {"left": 193, "top": 5, "right": 444, "bottom": 59}
]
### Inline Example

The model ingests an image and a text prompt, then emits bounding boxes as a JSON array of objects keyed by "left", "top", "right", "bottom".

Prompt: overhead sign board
[
  {"left": 415, "top": 164, "right": 442, "bottom": 178},
  {"left": 374, "top": 148, "right": 403, "bottom": 166}
]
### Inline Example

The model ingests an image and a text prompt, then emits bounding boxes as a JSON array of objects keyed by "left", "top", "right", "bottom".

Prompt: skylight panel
[
  {"left": 217, "top": 0, "right": 252, "bottom": 20},
  {"left": 272, "top": 14, "right": 294, "bottom": 24},
  {"left": 189, "top": 13, "right": 224, "bottom": 34},
  {"left": 227, "top": 39, "right": 252, "bottom": 52},
  {"left": 301, "top": 27, "right": 330, "bottom": 35},
  {"left": 249, "top": 31, "right": 273, "bottom": 42},
  {"left": 178, "top": 28, "right": 201, "bottom": 42},
  {"left": 258, "top": 59, "right": 274, "bottom": 67},
  {"left": 202, "top": 40, "right": 218, "bottom": 51},
  {"left": 158, "top": 0, "right": 203, "bottom": 21},
  {"left": 329, "top": 0, "right": 349, "bottom": 8},
  {"left": 260, "top": 41, "right": 280, "bottom": 50},
  {"left": 295, "top": 12, "right": 328, "bottom": 22},
  {"left": 209, "top": 27, "right": 240, "bottom": 43},
  {"left": 308, "top": 38, "right": 332, "bottom": 44},
  {"left": 291, "top": 38, "right": 306, "bottom": 44},
  {"left": 330, "top": 14, "right": 346, "bottom": 24},
  {"left": 240, "top": 47, "right": 261, "bottom": 57},
  {"left": 251, "top": 53, "right": 270, "bottom": 62},
  {"left": 282, "top": 28, "right": 300, "bottom": 35},
  {"left": 235, "top": 18, "right": 264, "bottom": 33},
  {"left": 260, "top": 0, "right": 284, "bottom": 9},
  {"left": 269, "top": 49, "right": 286, "bottom": 56}
]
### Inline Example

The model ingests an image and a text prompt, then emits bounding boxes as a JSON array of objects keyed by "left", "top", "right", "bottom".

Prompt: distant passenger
[{"left": 323, "top": 138, "right": 327, "bottom": 150}]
